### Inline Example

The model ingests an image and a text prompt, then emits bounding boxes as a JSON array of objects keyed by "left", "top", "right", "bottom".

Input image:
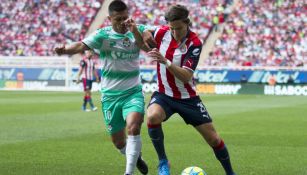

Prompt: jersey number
[{"left": 197, "top": 102, "right": 210, "bottom": 119}]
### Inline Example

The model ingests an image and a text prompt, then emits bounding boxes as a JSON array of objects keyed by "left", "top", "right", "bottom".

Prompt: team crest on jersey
[
  {"left": 109, "top": 41, "right": 116, "bottom": 47},
  {"left": 123, "top": 37, "right": 131, "bottom": 47},
  {"left": 179, "top": 44, "right": 187, "bottom": 54}
]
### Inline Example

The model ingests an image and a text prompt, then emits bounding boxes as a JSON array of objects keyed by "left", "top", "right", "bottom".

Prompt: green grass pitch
[{"left": 0, "top": 91, "right": 307, "bottom": 175}]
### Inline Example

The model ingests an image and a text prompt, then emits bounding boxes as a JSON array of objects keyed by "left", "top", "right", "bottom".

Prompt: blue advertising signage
[
  {"left": 194, "top": 69, "right": 307, "bottom": 84},
  {"left": 0, "top": 68, "right": 67, "bottom": 81},
  {"left": 1, "top": 67, "right": 306, "bottom": 84}
]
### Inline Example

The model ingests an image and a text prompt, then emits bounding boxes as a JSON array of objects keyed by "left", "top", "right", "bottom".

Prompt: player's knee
[
  {"left": 147, "top": 112, "right": 162, "bottom": 125},
  {"left": 208, "top": 136, "right": 221, "bottom": 147},
  {"left": 127, "top": 123, "right": 141, "bottom": 135}
]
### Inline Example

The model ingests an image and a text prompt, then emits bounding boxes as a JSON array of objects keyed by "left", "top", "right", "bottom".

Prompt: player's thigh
[
  {"left": 82, "top": 78, "right": 87, "bottom": 91},
  {"left": 101, "top": 98, "right": 125, "bottom": 135},
  {"left": 86, "top": 80, "right": 93, "bottom": 90},
  {"left": 122, "top": 91, "right": 145, "bottom": 133},
  {"left": 126, "top": 112, "right": 143, "bottom": 135},
  {"left": 126, "top": 112, "right": 144, "bottom": 126},
  {"left": 195, "top": 122, "right": 221, "bottom": 147},
  {"left": 147, "top": 104, "right": 167, "bottom": 124},
  {"left": 147, "top": 92, "right": 173, "bottom": 124},
  {"left": 176, "top": 97, "right": 212, "bottom": 126},
  {"left": 122, "top": 90, "right": 145, "bottom": 120}
]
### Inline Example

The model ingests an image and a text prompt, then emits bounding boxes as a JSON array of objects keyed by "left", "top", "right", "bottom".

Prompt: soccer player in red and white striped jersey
[
  {"left": 77, "top": 50, "right": 100, "bottom": 112},
  {"left": 142, "top": 5, "right": 236, "bottom": 175}
]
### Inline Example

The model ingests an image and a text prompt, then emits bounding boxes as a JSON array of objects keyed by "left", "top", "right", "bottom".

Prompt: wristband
[{"left": 165, "top": 59, "right": 172, "bottom": 68}]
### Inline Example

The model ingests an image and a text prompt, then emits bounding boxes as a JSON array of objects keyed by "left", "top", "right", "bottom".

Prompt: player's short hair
[
  {"left": 164, "top": 5, "right": 191, "bottom": 25},
  {"left": 108, "top": 0, "right": 128, "bottom": 15}
]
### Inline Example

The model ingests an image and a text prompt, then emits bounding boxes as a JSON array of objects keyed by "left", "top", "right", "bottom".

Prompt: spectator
[
  {"left": 0, "top": 0, "right": 103, "bottom": 56},
  {"left": 207, "top": 0, "right": 306, "bottom": 68}
]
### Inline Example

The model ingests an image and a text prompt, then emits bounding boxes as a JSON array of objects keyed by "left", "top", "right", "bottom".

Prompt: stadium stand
[
  {"left": 1, "top": 0, "right": 305, "bottom": 68},
  {"left": 205, "top": 0, "right": 306, "bottom": 67},
  {"left": 0, "top": 0, "right": 103, "bottom": 56},
  {"left": 101, "top": 0, "right": 229, "bottom": 42},
  {"left": 100, "top": 0, "right": 230, "bottom": 65}
]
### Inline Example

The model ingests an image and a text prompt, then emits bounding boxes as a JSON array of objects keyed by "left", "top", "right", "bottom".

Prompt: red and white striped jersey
[
  {"left": 80, "top": 57, "right": 96, "bottom": 80},
  {"left": 154, "top": 26, "right": 203, "bottom": 99}
]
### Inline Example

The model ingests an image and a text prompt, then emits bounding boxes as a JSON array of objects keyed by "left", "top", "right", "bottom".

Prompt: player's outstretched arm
[{"left": 55, "top": 42, "right": 89, "bottom": 56}]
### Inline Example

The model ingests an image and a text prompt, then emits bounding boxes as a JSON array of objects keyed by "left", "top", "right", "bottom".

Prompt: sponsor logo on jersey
[
  {"left": 186, "top": 59, "right": 193, "bottom": 67},
  {"left": 192, "top": 48, "right": 200, "bottom": 56},
  {"left": 111, "top": 51, "right": 139, "bottom": 59}
]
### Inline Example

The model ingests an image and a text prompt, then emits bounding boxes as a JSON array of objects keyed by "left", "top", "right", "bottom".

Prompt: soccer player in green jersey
[{"left": 55, "top": 1, "right": 148, "bottom": 174}]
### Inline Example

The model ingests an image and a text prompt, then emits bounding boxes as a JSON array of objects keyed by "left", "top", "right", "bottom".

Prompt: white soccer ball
[{"left": 181, "top": 166, "right": 207, "bottom": 175}]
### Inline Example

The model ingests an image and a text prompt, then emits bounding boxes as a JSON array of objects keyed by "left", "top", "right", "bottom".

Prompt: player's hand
[
  {"left": 54, "top": 45, "right": 66, "bottom": 55},
  {"left": 124, "top": 18, "right": 137, "bottom": 33},
  {"left": 76, "top": 79, "right": 81, "bottom": 84},
  {"left": 148, "top": 48, "right": 167, "bottom": 64},
  {"left": 143, "top": 31, "right": 157, "bottom": 49}
]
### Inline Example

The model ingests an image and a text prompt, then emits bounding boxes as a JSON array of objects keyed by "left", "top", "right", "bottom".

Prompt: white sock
[
  {"left": 119, "top": 145, "right": 126, "bottom": 155},
  {"left": 125, "top": 135, "right": 141, "bottom": 175}
]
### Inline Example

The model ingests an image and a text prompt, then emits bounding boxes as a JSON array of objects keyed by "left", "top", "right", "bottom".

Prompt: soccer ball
[{"left": 181, "top": 166, "right": 207, "bottom": 175}]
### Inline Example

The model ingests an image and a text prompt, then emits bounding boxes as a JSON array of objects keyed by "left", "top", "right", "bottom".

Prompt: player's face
[
  {"left": 85, "top": 51, "right": 93, "bottom": 58},
  {"left": 168, "top": 20, "right": 188, "bottom": 42},
  {"left": 108, "top": 10, "right": 129, "bottom": 34}
]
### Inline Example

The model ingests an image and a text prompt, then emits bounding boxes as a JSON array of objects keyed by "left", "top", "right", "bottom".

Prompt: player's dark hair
[
  {"left": 108, "top": 0, "right": 128, "bottom": 15},
  {"left": 164, "top": 5, "right": 191, "bottom": 25}
]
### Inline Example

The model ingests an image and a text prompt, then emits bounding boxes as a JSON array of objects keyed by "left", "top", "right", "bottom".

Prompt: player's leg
[
  {"left": 112, "top": 128, "right": 147, "bottom": 175},
  {"left": 111, "top": 128, "right": 126, "bottom": 151},
  {"left": 88, "top": 91, "right": 97, "bottom": 111},
  {"left": 122, "top": 91, "right": 148, "bottom": 175},
  {"left": 147, "top": 92, "right": 173, "bottom": 175},
  {"left": 82, "top": 78, "right": 90, "bottom": 111},
  {"left": 195, "top": 123, "right": 235, "bottom": 175},
  {"left": 147, "top": 104, "right": 167, "bottom": 160},
  {"left": 111, "top": 128, "right": 147, "bottom": 175},
  {"left": 124, "top": 112, "right": 147, "bottom": 174},
  {"left": 176, "top": 97, "right": 235, "bottom": 175},
  {"left": 102, "top": 97, "right": 132, "bottom": 174},
  {"left": 86, "top": 80, "right": 97, "bottom": 111},
  {"left": 109, "top": 120, "right": 147, "bottom": 175}
]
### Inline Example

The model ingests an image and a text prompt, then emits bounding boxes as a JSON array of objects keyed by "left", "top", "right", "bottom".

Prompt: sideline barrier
[{"left": 1, "top": 57, "right": 306, "bottom": 95}]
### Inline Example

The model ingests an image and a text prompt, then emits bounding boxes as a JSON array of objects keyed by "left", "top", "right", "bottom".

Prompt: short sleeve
[
  {"left": 182, "top": 44, "right": 202, "bottom": 71},
  {"left": 137, "top": 24, "right": 157, "bottom": 34},
  {"left": 82, "top": 28, "right": 107, "bottom": 50}
]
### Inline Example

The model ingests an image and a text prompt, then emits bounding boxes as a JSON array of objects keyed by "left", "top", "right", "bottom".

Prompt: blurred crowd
[
  {"left": 1, "top": 0, "right": 305, "bottom": 68},
  {"left": 205, "top": 0, "right": 306, "bottom": 67},
  {"left": 102, "top": 0, "right": 228, "bottom": 42},
  {"left": 101, "top": 0, "right": 229, "bottom": 65},
  {"left": 0, "top": 0, "right": 102, "bottom": 56}
]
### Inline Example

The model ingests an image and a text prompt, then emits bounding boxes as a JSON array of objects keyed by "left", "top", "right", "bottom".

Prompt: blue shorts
[
  {"left": 82, "top": 78, "right": 93, "bottom": 91},
  {"left": 148, "top": 91, "right": 212, "bottom": 126}
]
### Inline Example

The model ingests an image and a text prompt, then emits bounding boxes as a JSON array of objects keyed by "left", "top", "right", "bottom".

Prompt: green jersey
[{"left": 82, "top": 25, "right": 147, "bottom": 96}]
